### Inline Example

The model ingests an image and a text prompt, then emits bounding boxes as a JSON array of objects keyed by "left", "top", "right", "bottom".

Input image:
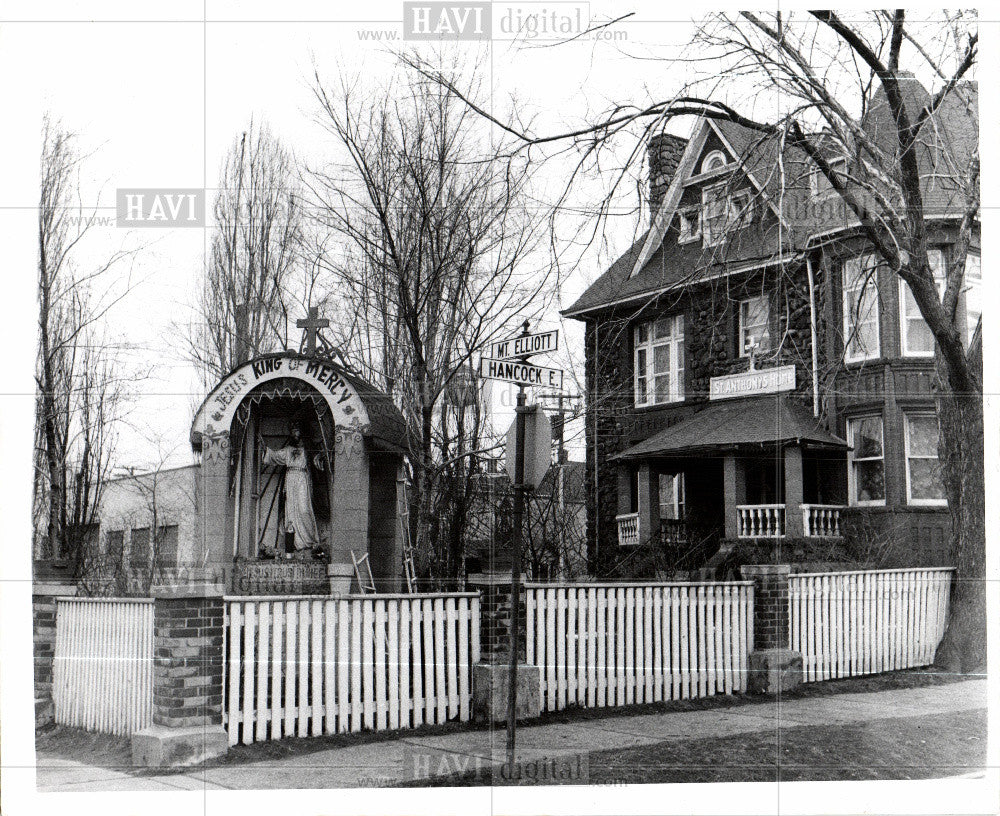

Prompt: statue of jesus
[{"left": 262, "top": 425, "right": 324, "bottom": 558}]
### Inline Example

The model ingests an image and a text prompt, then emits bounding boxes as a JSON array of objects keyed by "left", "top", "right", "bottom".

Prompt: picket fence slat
[
  {"left": 221, "top": 593, "right": 477, "bottom": 744},
  {"left": 788, "top": 568, "right": 952, "bottom": 684},
  {"left": 53, "top": 598, "right": 154, "bottom": 737},
  {"left": 522, "top": 582, "right": 754, "bottom": 713}
]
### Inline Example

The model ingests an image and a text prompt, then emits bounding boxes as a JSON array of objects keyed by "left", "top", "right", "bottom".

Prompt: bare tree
[
  {"left": 36, "top": 117, "right": 135, "bottom": 574},
  {"left": 411, "top": 11, "right": 983, "bottom": 667},
  {"left": 188, "top": 121, "right": 303, "bottom": 382},
  {"left": 305, "top": 62, "right": 554, "bottom": 583}
]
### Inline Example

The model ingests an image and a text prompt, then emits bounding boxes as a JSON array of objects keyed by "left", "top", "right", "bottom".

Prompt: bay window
[
  {"left": 847, "top": 415, "right": 885, "bottom": 505},
  {"left": 634, "top": 314, "right": 685, "bottom": 406},
  {"left": 842, "top": 254, "right": 881, "bottom": 362},
  {"left": 900, "top": 249, "right": 944, "bottom": 356}
]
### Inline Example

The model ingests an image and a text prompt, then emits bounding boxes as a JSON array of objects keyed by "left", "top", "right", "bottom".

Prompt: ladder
[
  {"left": 398, "top": 478, "right": 417, "bottom": 593},
  {"left": 351, "top": 549, "right": 376, "bottom": 594}
]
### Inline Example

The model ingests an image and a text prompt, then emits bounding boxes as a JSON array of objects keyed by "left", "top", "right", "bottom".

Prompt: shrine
[{"left": 188, "top": 327, "right": 408, "bottom": 594}]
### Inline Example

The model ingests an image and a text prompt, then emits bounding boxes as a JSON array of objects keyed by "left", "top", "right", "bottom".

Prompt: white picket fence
[
  {"left": 223, "top": 593, "right": 479, "bottom": 745},
  {"left": 52, "top": 597, "right": 154, "bottom": 736},
  {"left": 789, "top": 568, "right": 953, "bottom": 683},
  {"left": 525, "top": 582, "right": 754, "bottom": 712}
]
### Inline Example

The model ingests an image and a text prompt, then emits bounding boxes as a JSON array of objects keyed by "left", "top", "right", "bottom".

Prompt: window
[
  {"left": 810, "top": 157, "right": 847, "bottom": 199},
  {"left": 106, "top": 529, "right": 124, "bottom": 556},
  {"left": 156, "top": 524, "right": 180, "bottom": 567},
  {"left": 842, "top": 254, "right": 881, "bottom": 362},
  {"left": 847, "top": 416, "right": 885, "bottom": 505},
  {"left": 702, "top": 184, "right": 753, "bottom": 247},
  {"left": 701, "top": 150, "right": 728, "bottom": 174},
  {"left": 678, "top": 206, "right": 700, "bottom": 243},
  {"left": 658, "top": 473, "right": 685, "bottom": 520},
  {"left": 739, "top": 295, "right": 771, "bottom": 357},
  {"left": 130, "top": 527, "right": 150, "bottom": 567},
  {"left": 904, "top": 413, "right": 946, "bottom": 505},
  {"left": 964, "top": 253, "right": 981, "bottom": 347},
  {"left": 634, "top": 314, "right": 685, "bottom": 406},
  {"left": 900, "top": 249, "right": 945, "bottom": 356}
]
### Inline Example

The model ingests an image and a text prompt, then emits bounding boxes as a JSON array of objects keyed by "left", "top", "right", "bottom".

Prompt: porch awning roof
[{"left": 612, "top": 396, "right": 848, "bottom": 460}]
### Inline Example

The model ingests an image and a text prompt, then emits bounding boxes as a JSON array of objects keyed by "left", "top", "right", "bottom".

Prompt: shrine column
[
  {"left": 329, "top": 420, "right": 370, "bottom": 593},
  {"left": 197, "top": 429, "right": 233, "bottom": 583}
]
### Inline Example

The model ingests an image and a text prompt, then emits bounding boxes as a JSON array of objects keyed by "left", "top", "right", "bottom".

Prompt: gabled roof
[{"left": 565, "top": 78, "right": 978, "bottom": 319}]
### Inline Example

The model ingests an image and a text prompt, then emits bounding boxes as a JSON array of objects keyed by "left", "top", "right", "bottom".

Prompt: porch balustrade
[
  {"left": 801, "top": 504, "right": 844, "bottom": 538},
  {"left": 736, "top": 504, "right": 785, "bottom": 538},
  {"left": 659, "top": 518, "right": 689, "bottom": 546},
  {"left": 616, "top": 512, "right": 640, "bottom": 547}
]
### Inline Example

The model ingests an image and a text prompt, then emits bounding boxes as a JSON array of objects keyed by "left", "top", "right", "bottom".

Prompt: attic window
[
  {"left": 701, "top": 150, "right": 728, "bottom": 174},
  {"left": 811, "top": 157, "right": 847, "bottom": 199},
  {"left": 678, "top": 206, "right": 700, "bottom": 243}
]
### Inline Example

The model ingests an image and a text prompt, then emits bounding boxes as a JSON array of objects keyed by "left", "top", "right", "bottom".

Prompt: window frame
[
  {"left": 810, "top": 156, "right": 848, "bottom": 199},
  {"left": 899, "top": 249, "right": 945, "bottom": 358},
  {"left": 847, "top": 415, "right": 886, "bottom": 507},
  {"left": 903, "top": 412, "right": 947, "bottom": 507},
  {"left": 738, "top": 294, "right": 771, "bottom": 358},
  {"left": 677, "top": 205, "right": 701, "bottom": 244},
  {"left": 701, "top": 150, "right": 728, "bottom": 174},
  {"left": 633, "top": 314, "right": 685, "bottom": 407},
  {"left": 842, "top": 254, "right": 882, "bottom": 363},
  {"left": 658, "top": 472, "right": 686, "bottom": 520}
]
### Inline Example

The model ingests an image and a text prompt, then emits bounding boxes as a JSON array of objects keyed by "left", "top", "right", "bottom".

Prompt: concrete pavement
[{"left": 35, "top": 678, "right": 988, "bottom": 791}]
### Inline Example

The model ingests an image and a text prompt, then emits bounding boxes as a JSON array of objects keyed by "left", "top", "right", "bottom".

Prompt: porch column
[
  {"left": 783, "top": 445, "right": 804, "bottom": 538},
  {"left": 637, "top": 463, "right": 659, "bottom": 547},
  {"left": 722, "top": 454, "right": 746, "bottom": 539}
]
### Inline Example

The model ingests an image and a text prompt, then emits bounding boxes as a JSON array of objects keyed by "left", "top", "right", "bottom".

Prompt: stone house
[{"left": 564, "top": 78, "right": 979, "bottom": 578}]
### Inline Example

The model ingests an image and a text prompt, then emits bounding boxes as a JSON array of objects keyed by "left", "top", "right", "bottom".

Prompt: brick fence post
[
  {"left": 32, "top": 581, "right": 77, "bottom": 728},
  {"left": 741, "top": 564, "right": 803, "bottom": 694},
  {"left": 467, "top": 572, "right": 540, "bottom": 722},
  {"left": 131, "top": 576, "right": 228, "bottom": 767}
]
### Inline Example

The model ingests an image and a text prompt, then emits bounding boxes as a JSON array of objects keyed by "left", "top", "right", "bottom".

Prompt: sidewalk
[{"left": 36, "top": 678, "right": 987, "bottom": 791}]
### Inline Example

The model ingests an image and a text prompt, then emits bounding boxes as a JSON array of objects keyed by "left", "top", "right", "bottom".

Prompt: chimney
[{"left": 647, "top": 133, "right": 688, "bottom": 223}]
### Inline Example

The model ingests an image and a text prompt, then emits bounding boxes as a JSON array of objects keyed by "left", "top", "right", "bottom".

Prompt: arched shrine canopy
[
  {"left": 190, "top": 352, "right": 406, "bottom": 454},
  {"left": 189, "top": 352, "right": 408, "bottom": 595}
]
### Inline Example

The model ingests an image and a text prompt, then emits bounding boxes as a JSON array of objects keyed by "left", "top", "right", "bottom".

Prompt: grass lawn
[{"left": 402, "top": 709, "right": 988, "bottom": 786}]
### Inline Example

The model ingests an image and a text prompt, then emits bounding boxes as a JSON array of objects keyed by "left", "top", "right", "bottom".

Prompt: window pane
[
  {"left": 654, "top": 318, "right": 672, "bottom": 340},
  {"left": 637, "top": 376, "right": 647, "bottom": 403},
  {"left": 654, "top": 375, "right": 671, "bottom": 403},
  {"left": 907, "top": 415, "right": 939, "bottom": 457},
  {"left": 855, "top": 461, "right": 885, "bottom": 501},
  {"left": 909, "top": 460, "right": 945, "bottom": 501},
  {"left": 653, "top": 344, "right": 671, "bottom": 374},
  {"left": 637, "top": 323, "right": 649, "bottom": 344},
  {"left": 852, "top": 417, "right": 883, "bottom": 458},
  {"left": 905, "top": 317, "right": 935, "bottom": 354}
]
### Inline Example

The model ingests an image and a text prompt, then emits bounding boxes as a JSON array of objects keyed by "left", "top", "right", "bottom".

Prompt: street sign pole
[{"left": 506, "top": 321, "right": 529, "bottom": 774}]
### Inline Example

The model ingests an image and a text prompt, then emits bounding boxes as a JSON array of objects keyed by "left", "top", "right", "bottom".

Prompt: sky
[
  {"left": 0, "top": 0, "right": 721, "bottom": 471},
  {"left": 0, "top": 2, "right": 988, "bottom": 473}
]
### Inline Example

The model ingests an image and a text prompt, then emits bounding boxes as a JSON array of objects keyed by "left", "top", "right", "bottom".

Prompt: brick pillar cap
[
  {"left": 741, "top": 564, "right": 792, "bottom": 578},
  {"left": 33, "top": 582, "right": 79, "bottom": 597},
  {"left": 467, "top": 572, "right": 528, "bottom": 586},
  {"left": 151, "top": 583, "right": 225, "bottom": 599}
]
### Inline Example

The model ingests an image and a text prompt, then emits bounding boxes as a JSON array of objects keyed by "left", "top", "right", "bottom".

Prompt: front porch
[{"left": 613, "top": 396, "right": 850, "bottom": 564}]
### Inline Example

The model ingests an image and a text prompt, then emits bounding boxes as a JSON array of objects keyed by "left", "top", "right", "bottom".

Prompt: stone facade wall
[{"left": 647, "top": 132, "right": 688, "bottom": 217}]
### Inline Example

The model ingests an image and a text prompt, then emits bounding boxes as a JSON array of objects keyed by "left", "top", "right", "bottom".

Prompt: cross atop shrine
[{"left": 297, "top": 306, "right": 330, "bottom": 356}]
